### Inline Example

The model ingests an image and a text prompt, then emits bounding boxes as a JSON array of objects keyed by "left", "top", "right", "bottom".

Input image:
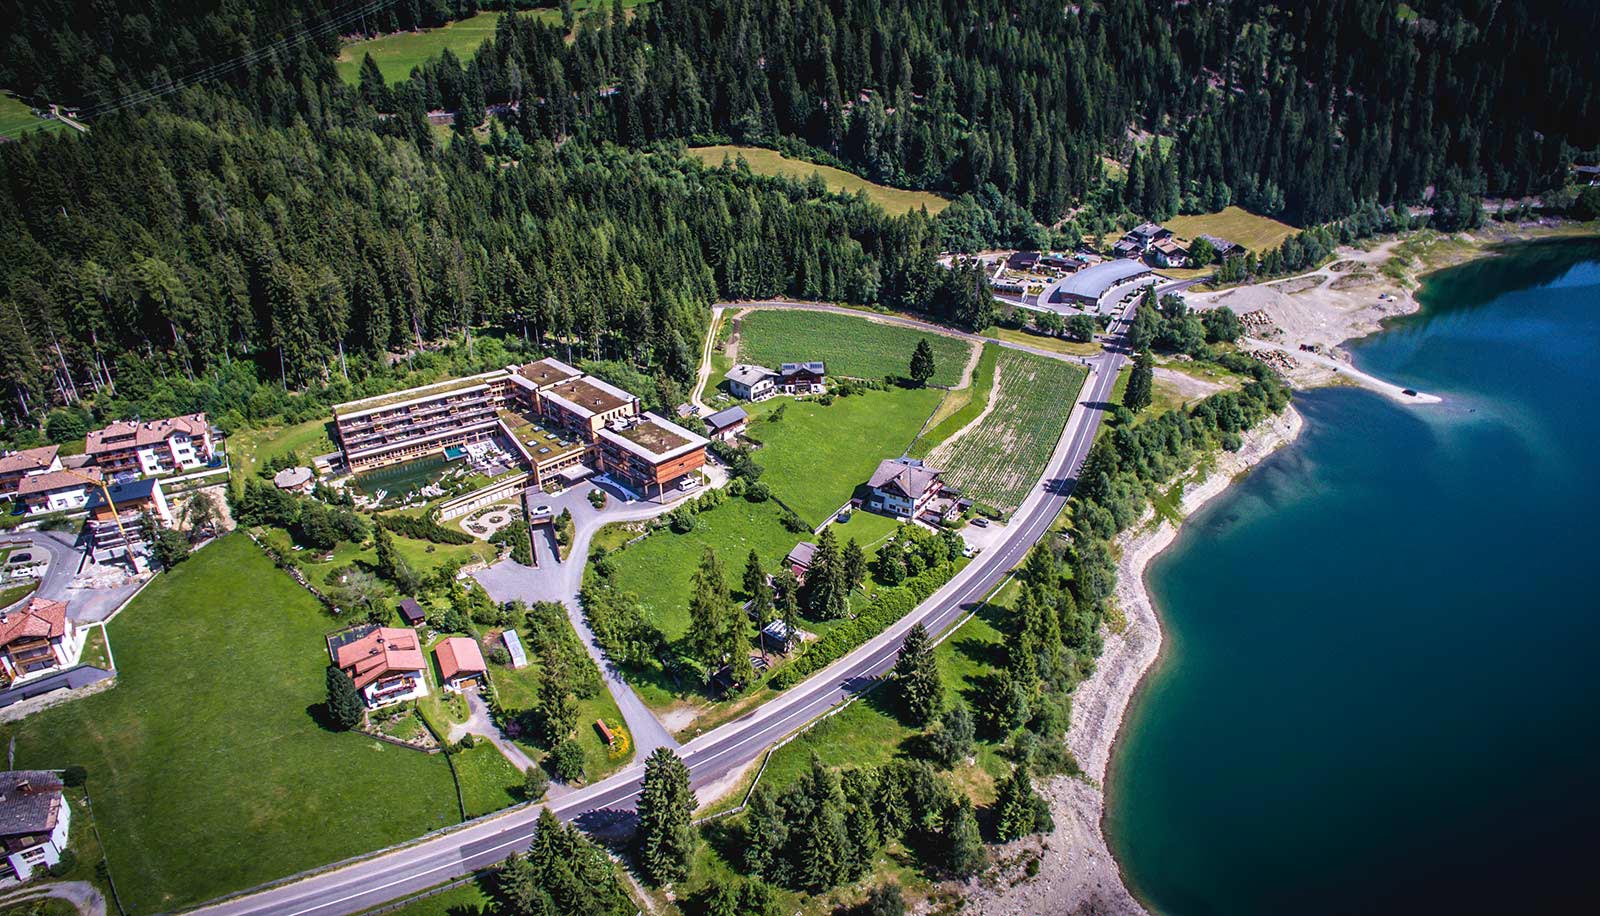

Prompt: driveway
[
  {"left": 0, "top": 881, "right": 107, "bottom": 916},
  {"left": 449, "top": 689, "right": 537, "bottom": 773},
  {"left": 0, "top": 530, "right": 143, "bottom": 623},
  {"left": 473, "top": 478, "right": 687, "bottom": 761}
]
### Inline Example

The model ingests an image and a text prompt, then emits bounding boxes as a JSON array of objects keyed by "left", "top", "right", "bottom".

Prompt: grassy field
[
  {"left": 452, "top": 742, "right": 523, "bottom": 818},
  {"left": 928, "top": 350, "right": 1086, "bottom": 513},
  {"left": 981, "top": 325, "right": 1102, "bottom": 357},
  {"left": 732, "top": 309, "right": 973, "bottom": 388},
  {"left": 747, "top": 386, "right": 945, "bottom": 525},
  {"left": 228, "top": 416, "right": 335, "bottom": 486},
  {"left": 364, "top": 879, "right": 492, "bottom": 916},
  {"left": 1, "top": 535, "right": 459, "bottom": 912},
  {"left": 336, "top": 3, "right": 653, "bottom": 84},
  {"left": 0, "top": 92, "right": 67, "bottom": 140},
  {"left": 606, "top": 499, "right": 799, "bottom": 643},
  {"left": 688, "top": 145, "right": 950, "bottom": 216},
  {"left": 910, "top": 343, "right": 998, "bottom": 457},
  {"left": 1165, "top": 206, "right": 1298, "bottom": 253},
  {"left": 258, "top": 523, "right": 496, "bottom": 594}
]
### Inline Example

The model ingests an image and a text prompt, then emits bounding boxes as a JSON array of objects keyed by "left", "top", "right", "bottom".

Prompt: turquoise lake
[{"left": 1106, "top": 238, "right": 1600, "bottom": 915}]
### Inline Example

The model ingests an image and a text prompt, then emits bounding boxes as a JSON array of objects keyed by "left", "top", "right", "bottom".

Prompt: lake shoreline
[{"left": 966, "top": 405, "right": 1305, "bottom": 916}]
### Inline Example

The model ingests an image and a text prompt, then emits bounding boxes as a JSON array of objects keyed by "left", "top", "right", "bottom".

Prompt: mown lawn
[
  {"left": 1164, "top": 205, "right": 1298, "bottom": 253},
  {"left": 746, "top": 386, "right": 945, "bottom": 526},
  {"left": 0, "top": 92, "right": 66, "bottom": 140},
  {"left": 452, "top": 742, "right": 523, "bottom": 818},
  {"left": 228, "top": 415, "right": 334, "bottom": 487},
  {"left": 928, "top": 350, "right": 1086, "bottom": 514},
  {"left": 688, "top": 145, "right": 950, "bottom": 216},
  {"left": 732, "top": 309, "right": 973, "bottom": 388},
  {"left": 910, "top": 343, "right": 998, "bottom": 457},
  {"left": 982, "top": 325, "right": 1102, "bottom": 358},
  {"left": 606, "top": 499, "right": 799, "bottom": 642},
  {"left": 366, "top": 878, "right": 492, "bottom": 916},
  {"left": 336, "top": 2, "right": 655, "bottom": 84},
  {"left": 1, "top": 535, "right": 459, "bottom": 913}
]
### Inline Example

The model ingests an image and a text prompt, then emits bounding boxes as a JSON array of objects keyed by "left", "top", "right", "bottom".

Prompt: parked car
[{"left": 971, "top": 517, "right": 990, "bottom": 528}]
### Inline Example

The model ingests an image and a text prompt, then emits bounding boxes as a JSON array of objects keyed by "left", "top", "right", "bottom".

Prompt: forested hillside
[{"left": 1, "top": 0, "right": 1597, "bottom": 433}]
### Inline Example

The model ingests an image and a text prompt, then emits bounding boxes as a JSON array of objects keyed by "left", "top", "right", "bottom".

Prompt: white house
[
  {"left": 85, "top": 413, "right": 215, "bottom": 478},
  {"left": 866, "top": 457, "right": 945, "bottom": 520},
  {"left": 0, "top": 598, "right": 86, "bottom": 687},
  {"left": 725, "top": 364, "right": 778, "bottom": 401},
  {"left": 13, "top": 467, "right": 99, "bottom": 516},
  {"left": 0, "top": 446, "right": 62, "bottom": 499},
  {"left": 333, "top": 627, "right": 428, "bottom": 708},
  {"left": 0, "top": 771, "right": 72, "bottom": 882}
]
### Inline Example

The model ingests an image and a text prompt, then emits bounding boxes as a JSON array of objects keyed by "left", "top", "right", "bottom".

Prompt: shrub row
[
  {"left": 377, "top": 513, "right": 474, "bottom": 545},
  {"left": 770, "top": 562, "right": 957, "bottom": 689}
]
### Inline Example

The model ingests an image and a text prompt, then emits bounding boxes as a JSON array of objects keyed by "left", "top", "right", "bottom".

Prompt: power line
[{"left": 76, "top": 0, "right": 400, "bottom": 120}]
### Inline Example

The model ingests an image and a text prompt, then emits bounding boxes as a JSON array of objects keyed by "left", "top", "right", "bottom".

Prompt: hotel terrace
[{"left": 330, "top": 358, "right": 707, "bottom": 498}]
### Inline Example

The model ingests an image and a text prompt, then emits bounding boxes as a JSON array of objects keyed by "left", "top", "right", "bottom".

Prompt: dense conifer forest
[{"left": 1, "top": 0, "right": 1597, "bottom": 432}]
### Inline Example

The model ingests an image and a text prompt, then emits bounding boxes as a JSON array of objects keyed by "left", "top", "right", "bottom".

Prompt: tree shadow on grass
[{"left": 306, "top": 701, "right": 344, "bottom": 732}]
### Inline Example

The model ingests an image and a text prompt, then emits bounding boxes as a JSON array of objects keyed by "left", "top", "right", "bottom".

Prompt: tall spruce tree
[
  {"left": 636, "top": 747, "right": 696, "bottom": 885},
  {"left": 890, "top": 622, "right": 943, "bottom": 725},
  {"left": 994, "top": 764, "right": 1050, "bottom": 842},
  {"left": 1124, "top": 350, "right": 1154, "bottom": 413},
  {"left": 687, "top": 547, "right": 732, "bottom": 673},
  {"left": 942, "top": 795, "right": 985, "bottom": 878},
  {"left": 325, "top": 664, "right": 364, "bottom": 730},
  {"left": 909, "top": 339, "right": 937, "bottom": 386},
  {"left": 840, "top": 539, "right": 867, "bottom": 593}
]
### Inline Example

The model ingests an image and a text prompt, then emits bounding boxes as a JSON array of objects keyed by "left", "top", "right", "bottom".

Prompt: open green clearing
[
  {"left": 747, "top": 386, "right": 945, "bottom": 525},
  {"left": 688, "top": 145, "right": 950, "bottom": 216},
  {"left": 928, "top": 350, "right": 1086, "bottom": 513},
  {"left": 981, "top": 324, "right": 1102, "bottom": 357},
  {"left": 452, "top": 742, "right": 523, "bottom": 818},
  {"left": 228, "top": 416, "right": 334, "bottom": 487},
  {"left": 1, "top": 535, "right": 459, "bottom": 912},
  {"left": 911, "top": 343, "right": 998, "bottom": 457},
  {"left": 0, "top": 899, "right": 77, "bottom": 916},
  {"left": 0, "top": 92, "right": 66, "bottom": 140},
  {"left": 335, "top": 3, "right": 655, "bottom": 84},
  {"left": 1164, "top": 206, "right": 1298, "bottom": 253},
  {"left": 258, "top": 523, "right": 496, "bottom": 594},
  {"left": 733, "top": 309, "right": 972, "bottom": 388}
]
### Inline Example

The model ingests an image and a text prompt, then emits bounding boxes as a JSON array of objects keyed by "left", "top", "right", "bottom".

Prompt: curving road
[{"left": 187, "top": 301, "right": 1139, "bottom": 916}]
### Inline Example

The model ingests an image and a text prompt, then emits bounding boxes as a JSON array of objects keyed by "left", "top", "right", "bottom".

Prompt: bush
[
  {"left": 48, "top": 847, "right": 77, "bottom": 877},
  {"left": 588, "top": 488, "right": 607, "bottom": 509},
  {"left": 548, "top": 738, "right": 586, "bottom": 782},
  {"left": 521, "top": 765, "right": 550, "bottom": 801},
  {"left": 745, "top": 481, "right": 771, "bottom": 502},
  {"left": 487, "top": 644, "right": 511, "bottom": 666},
  {"left": 377, "top": 513, "right": 473, "bottom": 545}
]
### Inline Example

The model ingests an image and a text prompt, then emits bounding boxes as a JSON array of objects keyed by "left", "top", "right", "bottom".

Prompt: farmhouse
[
  {"left": 85, "top": 413, "right": 214, "bottom": 478},
  {"left": 595, "top": 413, "right": 709, "bottom": 499},
  {"left": 0, "top": 446, "right": 62, "bottom": 499},
  {"left": 784, "top": 541, "right": 818, "bottom": 581},
  {"left": 1049, "top": 258, "right": 1156, "bottom": 307},
  {"left": 14, "top": 466, "right": 100, "bottom": 516},
  {"left": 0, "top": 598, "right": 86, "bottom": 687},
  {"left": 434, "top": 636, "right": 487, "bottom": 691},
  {"left": 726, "top": 364, "right": 778, "bottom": 401},
  {"left": 0, "top": 770, "right": 71, "bottom": 882},
  {"left": 332, "top": 626, "right": 428, "bottom": 708},
  {"left": 779, "top": 362, "right": 827, "bottom": 395},
  {"left": 1005, "top": 250, "right": 1040, "bottom": 271},
  {"left": 1124, "top": 222, "right": 1173, "bottom": 251},
  {"left": 1111, "top": 238, "right": 1142, "bottom": 259},
  {"left": 703, "top": 406, "right": 749, "bottom": 442},
  {"left": 1197, "top": 233, "right": 1246, "bottom": 259},
  {"left": 866, "top": 457, "right": 944, "bottom": 520},
  {"left": 1039, "top": 254, "right": 1087, "bottom": 273},
  {"left": 1151, "top": 236, "right": 1190, "bottom": 268}
]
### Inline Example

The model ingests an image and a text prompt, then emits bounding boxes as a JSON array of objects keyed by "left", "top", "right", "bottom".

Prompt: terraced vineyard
[{"left": 927, "top": 349, "right": 1086, "bottom": 514}]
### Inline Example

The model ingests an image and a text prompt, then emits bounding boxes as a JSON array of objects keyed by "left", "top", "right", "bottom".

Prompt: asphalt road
[{"left": 188, "top": 302, "right": 1138, "bottom": 916}]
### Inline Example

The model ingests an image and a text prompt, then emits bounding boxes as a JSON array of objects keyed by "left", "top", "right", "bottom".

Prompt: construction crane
[{"left": 55, "top": 466, "right": 145, "bottom": 573}]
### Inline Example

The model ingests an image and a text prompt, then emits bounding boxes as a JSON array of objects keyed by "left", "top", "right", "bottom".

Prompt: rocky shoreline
[{"left": 966, "top": 406, "right": 1305, "bottom": 916}]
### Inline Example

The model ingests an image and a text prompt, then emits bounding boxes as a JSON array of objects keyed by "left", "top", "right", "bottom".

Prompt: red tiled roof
[
  {"left": 0, "top": 598, "right": 69, "bottom": 649},
  {"left": 335, "top": 627, "right": 425, "bottom": 690},
  {"left": 15, "top": 466, "right": 99, "bottom": 497},
  {"left": 435, "top": 636, "right": 486, "bottom": 682},
  {"left": 0, "top": 446, "right": 59, "bottom": 476},
  {"left": 85, "top": 413, "right": 208, "bottom": 456}
]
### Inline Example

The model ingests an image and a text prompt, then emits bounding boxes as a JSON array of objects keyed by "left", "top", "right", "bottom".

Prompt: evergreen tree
[
  {"left": 325, "top": 664, "right": 365, "bottom": 730},
  {"left": 740, "top": 783, "right": 788, "bottom": 879},
  {"left": 925, "top": 702, "right": 976, "bottom": 768},
  {"left": 861, "top": 883, "right": 906, "bottom": 916},
  {"left": 687, "top": 547, "right": 732, "bottom": 673},
  {"left": 994, "top": 764, "right": 1050, "bottom": 842},
  {"left": 804, "top": 527, "right": 848, "bottom": 620},
  {"left": 1123, "top": 350, "right": 1154, "bottom": 413},
  {"left": 840, "top": 768, "right": 882, "bottom": 880},
  {"left": 840, "top": 539, "right": 867, "bottom": 593},
  {"left": 908, "top": 339, "right": 936, "bottom": 386},
  {"left": 773, "top": 567, "right": 802, "bottom": 649},
  {"left": 890, "top": 622, "right": 943, "bottom": 725},
  {"left": 636, "top": 747, "right": 696, "bottom": 885},
  {"left": 789, "top": 755, "right": 850, "bottom": 891},
  {"left": 942, "top": 796, "right": 985, "bottom": 878},
  {"left": 537, "top": 646, "right": 579, "bottom": 744}
]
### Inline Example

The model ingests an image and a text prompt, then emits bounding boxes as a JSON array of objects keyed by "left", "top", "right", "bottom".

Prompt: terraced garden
[
  {"left": 926, "top": 350, "right": 1086, "bottom": 514},
  {"left": 732, "top": 309, "right": 972, "bottom": 388}
]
